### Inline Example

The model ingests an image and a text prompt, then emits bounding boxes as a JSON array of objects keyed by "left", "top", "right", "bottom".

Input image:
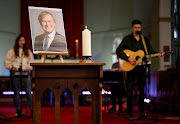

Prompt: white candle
[{"left": 82, "top": 26, "right": 91, "bottom": 57}]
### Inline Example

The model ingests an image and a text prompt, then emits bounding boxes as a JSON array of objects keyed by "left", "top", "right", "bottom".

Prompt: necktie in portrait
[{"left": 44, "top": 36, "right": 49, "bottom": 51}]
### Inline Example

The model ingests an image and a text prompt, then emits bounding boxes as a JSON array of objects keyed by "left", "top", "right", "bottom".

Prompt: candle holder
[{"left": 80, "top": 56, "right": 94, "bottom": 63}]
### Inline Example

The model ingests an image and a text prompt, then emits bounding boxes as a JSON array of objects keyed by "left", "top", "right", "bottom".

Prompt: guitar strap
[{"left": 140, "top": 34, "right": 148, "bottom": 55}]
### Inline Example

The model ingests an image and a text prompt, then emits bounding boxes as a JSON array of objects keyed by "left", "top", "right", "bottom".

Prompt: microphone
[
  {"left": 22, "top": 43, "right": 26, "bottom": 50},
  {"left": 23, "top": 43, "right": 25, "bottom": 48},
  {"left": 142, "top": 56, "right": 147, "bottom": 62},
  {"left": 136, "top": 31, "right": 142, "bottom": 35},
  {"left": 19, "top": 44, "right": 24, "bottom": 72}
]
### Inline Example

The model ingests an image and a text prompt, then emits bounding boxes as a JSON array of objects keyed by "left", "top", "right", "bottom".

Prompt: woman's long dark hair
[{"left": 14, "top": 34, "right": 29, "bottom": 58}]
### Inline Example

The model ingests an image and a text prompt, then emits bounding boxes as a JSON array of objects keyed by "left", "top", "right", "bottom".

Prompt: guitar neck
[{"left": 146, "top": 52, "right": 164, "bottom": 58}]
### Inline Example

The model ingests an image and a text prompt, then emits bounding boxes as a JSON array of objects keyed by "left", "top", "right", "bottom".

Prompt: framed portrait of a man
[{"left": 28, "top": 6, "right": 67, "bottom": 54}]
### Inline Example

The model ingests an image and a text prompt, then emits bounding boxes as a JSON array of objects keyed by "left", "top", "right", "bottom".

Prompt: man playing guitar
[{"left": 116, "top": 19, "right": 162, "bottom": 119}]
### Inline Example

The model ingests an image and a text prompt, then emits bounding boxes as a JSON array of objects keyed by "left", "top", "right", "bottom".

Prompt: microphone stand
[
  {"left": 19, "top": 50, "right": 23, "bottom": 117},
  {"left": 130, "top": 56, "right": 162, "bottom": 123},
  {"left": 143, "top": 56, "right": 151, "bottom": 117},
  {"left": 17, "top": 49, "right": 30, "bottom": 118},
  {"left": 129, "top": 57, "right": 152, "bottom": 122}
]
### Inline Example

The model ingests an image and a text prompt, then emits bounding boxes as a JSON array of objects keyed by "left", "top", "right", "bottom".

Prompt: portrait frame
[{"left": 28, "top": 6, "right": 68, "bottom": 54}]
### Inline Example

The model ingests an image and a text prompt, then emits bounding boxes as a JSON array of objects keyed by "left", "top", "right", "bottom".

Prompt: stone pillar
[{"left": 159, "top": 0, "right": 171, "bottom": 70}]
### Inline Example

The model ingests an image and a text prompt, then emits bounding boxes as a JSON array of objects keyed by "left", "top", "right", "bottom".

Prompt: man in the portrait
[{"left": 34, "top": 11, "right": 67, "bottom": 52}]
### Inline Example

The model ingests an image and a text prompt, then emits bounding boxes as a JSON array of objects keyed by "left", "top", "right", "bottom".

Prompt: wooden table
[{"left": 31, "top": 62, "right": 105, "bottom": 124}]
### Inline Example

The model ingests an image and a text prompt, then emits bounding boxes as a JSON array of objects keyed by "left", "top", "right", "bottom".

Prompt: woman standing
[{"left": 4, "top": 34, "right": 34, "bottom": 117}]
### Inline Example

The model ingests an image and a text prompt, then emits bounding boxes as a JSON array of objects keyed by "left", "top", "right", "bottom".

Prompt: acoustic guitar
[{"left": 119, "top": 49, "right": 173, "bottom": 72}]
